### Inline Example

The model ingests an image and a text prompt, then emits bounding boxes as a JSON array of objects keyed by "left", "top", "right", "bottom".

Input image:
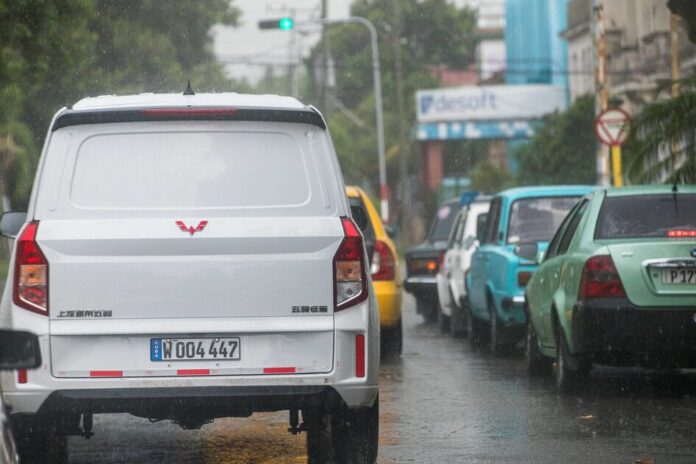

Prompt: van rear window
[
  {"left": 71, "top": 131, "right": 310, "bottom": 209},
  {"left": 596, "top": 194, "right": 696, "bottom": 239}
]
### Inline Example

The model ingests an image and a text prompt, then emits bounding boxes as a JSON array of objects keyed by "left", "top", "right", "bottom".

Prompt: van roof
[{"left": 71, "top": 93, "right": 307, "bottom": 111}]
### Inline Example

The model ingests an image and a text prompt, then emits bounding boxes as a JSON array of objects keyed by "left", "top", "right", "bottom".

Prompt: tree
[
  {"left": 669, "top": 0, "right": 696, "bottom": 42},
  {"left": 470, "top": 160, "right": 512, "bottom": 193},
  {"left": 306, "top": 0, "right": 477, "bottom": 202},
  {"left": 0, "top": 0, "right": 242, "bottom": 209},
  {"left": 515, "top": 95, "right": 597, "bottom": 186}
]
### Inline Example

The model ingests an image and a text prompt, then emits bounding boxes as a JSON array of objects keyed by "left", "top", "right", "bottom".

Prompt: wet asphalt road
[{"left": 69, "top": 294, "right": 696, "bottom": 463}]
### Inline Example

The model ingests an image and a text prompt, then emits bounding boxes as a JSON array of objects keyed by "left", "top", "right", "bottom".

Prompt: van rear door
[{"left": 34, "top": 118, "right": 346, "bottom": 378}]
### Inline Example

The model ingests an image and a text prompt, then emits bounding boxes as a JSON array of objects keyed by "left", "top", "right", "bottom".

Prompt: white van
[{"left": 0, "top": 93, "right": 379, "bottom": 463}]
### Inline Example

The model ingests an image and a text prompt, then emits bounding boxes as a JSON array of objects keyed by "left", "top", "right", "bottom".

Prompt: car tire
[
  {"left": 450, "top": 292, "right": 468, "bottom": 338},
  {"left": 417, "top": 298, "right": 438, "bottom": 323},
  {"left": 306, "top": 396, "right": 379, "bottom": 464},
  {"left": 438, "top": 308, "right": 451, "bottom": 333},
  {"left": 555, "top": 331, "right": 590, "bottom": 394},
  {"left": 525, "top": 318, "right": 551, "bottom": 375},
  {"left": 488, "top": 298, "right": 509, "bottom": 355},
  {"left": 13, "top": 417, "right": 68, "bottom": 464},
  {"left": 467, "top": 306, "right": 487, "bottom": 346},
  {"left": 381, "top": 319, "right": 403, "bottom": 359}
]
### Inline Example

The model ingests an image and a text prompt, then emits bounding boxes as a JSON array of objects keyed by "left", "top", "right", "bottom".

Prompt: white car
[
  {"left": 436, "top": 197, "right": 490, "bottom": 336},
  {"left": 0, "top": 92, "right": 380, "bottom": 463}
]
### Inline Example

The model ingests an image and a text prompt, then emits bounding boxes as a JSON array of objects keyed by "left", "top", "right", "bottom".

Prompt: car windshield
[
  {"left": 429, "top": 203, "right": 458, "bottom": 242},
  {"left": 507, "top": 197, "right": 580, "bottom": 243},
  {"left": 596, "top": 194, "right": 696, "bottom": 239}
]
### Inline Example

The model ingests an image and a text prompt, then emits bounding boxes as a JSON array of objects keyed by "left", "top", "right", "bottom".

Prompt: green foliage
[
  {"left": 0, "top": 0, "right": 243, "bottom": 208},
  {"left": 516, "top": 95, "right": 597, "bottom": 186},
  {"left": 308, "top": 0, "right": 477, "bottom": 191},
  {"left": 469, "top": 160, "right": 512, "bottom": 193},
  {"left": 668, "top": 0, "right": 696, "bottom": 43},
  {"left": 627, "top": 81, "right": 696, "bottom": 184}
]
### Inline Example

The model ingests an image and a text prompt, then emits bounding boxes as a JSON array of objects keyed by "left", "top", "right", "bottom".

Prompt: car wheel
[
  {"left": 555, "top": 330, "right": 589, "bottom": 394},
  {"left": 488, "top": 298, "right": 509, "bottom": 355},
  {"left": 438, "top": 307, "right": 451, "bottom": 333},
  {"left": 306, "top": 396, "right": 379, "bottom": 464},
  {"left": 417, "top": 298, "right": 438, "bottom": 323},
  {"left": 381, "top": 319, "right": 403, "bottom": 359},
  {"left": 450, "top": 292, "right": 467, "bottom": 338},
  {"left": 525, "top": 318, "right": 551, "bottom": 375},
  {"left": 467, "top": 306, "right": 487, "bottom": 346},
  {"left": 13, "top": 417, "right": 68, "bottom": 464}
]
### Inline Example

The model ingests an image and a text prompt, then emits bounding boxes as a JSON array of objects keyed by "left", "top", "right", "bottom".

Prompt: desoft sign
[{"left": 416, "top": 85, "right": 566, "bottom": 123}]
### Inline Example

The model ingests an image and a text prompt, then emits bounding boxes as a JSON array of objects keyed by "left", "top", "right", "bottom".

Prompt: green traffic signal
[{"left": 278, "top": 17, "right": 294, "bottom": 31}]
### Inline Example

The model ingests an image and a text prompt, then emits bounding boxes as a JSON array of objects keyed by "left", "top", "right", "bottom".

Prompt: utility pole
[
  {"left": 320, "top": 0, "right": 332, "bottom": 114},
  {"left": 392, "top": 0, "right": 410, "bottom": 238},
  {"left": 671, "top": 12, "right": 681, "bottom": 98},
  {"left": 593, "top": 0, "right": 610, "bottom": 186}
]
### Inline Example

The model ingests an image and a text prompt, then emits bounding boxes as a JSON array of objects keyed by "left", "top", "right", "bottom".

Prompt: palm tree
[{"left": 628, "top": 81, "right": 696, "bottom": 184}]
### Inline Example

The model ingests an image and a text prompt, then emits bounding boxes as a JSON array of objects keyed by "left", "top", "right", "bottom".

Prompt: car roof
[
  {"left": 495, "top": 185, "right": 596, "bottom": 200},
  {"left": 604, "top": 184, "right": 696, "bottom": 197},
  {"left": 71, "top": 93, "right": 307, "bottom": 111},
  {"left": 345, "top": 185, "right": 361, "bottom": 199}
]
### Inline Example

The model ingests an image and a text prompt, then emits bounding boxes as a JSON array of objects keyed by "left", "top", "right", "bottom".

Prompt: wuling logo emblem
[{"left": 176, "top": 220, "right": 208, "bottom": 236}]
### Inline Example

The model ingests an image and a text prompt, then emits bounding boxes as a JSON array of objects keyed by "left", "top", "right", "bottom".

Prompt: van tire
[
  {"left": 306, "top": 396, "right": 379, "bottom": 464},
  {"left": 13, "top": 417, "right": 68, "bottom": 464}
]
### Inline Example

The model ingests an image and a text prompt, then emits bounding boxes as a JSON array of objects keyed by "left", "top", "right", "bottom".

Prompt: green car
[{"left": 524, "top": 185, "right": 696, "bottom": 392}]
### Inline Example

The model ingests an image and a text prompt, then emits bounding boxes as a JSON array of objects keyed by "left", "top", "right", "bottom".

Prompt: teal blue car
[{"left": 467, "top": 186, "right": 595, "bottom": 352}]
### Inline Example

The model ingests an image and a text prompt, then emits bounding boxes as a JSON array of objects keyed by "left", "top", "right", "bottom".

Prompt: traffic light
[{"left": 258, "top": 17, "right": 294, "bottom": 31}]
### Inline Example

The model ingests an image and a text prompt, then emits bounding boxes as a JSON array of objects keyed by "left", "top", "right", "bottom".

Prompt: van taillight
[
  {"left": 13, "top": 221, "right": 48, "bottom": 316},
  {"left": 578, "top": 255, "right": 626, "bottom": 300},
  {"left": 371, "top": 240, "right": 395, "bottom": 281},
  {"left": 334, "top": 217, "right": 368, "bottom": 311}
]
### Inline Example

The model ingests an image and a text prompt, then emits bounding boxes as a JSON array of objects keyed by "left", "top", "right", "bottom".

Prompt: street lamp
[{"left": 258, "top": 16, "right": 389, "bottom": 222}]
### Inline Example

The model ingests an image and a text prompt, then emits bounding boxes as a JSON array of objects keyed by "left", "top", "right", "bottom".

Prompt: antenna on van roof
[{"left": 183, "top": 80, "right": 195, "bottom": 96}]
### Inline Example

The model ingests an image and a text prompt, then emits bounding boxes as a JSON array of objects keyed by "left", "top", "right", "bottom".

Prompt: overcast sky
[{"left": 213, "top": 0, "right": 352, "bottom": 84}]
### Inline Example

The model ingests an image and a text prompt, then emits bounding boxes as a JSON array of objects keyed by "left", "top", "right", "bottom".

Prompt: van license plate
[
  {"left": 662, "top": 269, "right": 696, "bottom": 285},
  {"left": 150, "top": 337, "right": 241, "bottom": 361}
]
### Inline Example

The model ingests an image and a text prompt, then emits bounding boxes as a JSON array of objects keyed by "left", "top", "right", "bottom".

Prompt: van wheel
[
  {"left": 13, "top": 417, "right": 68, "bottom": 464},
  {"left": 525, "top": 319, "right": 551, "bottom": 375},
  {"left": 306, "top": 396, "right": 379, "bottom": 464},
  {"left": 555, "top": 331, "right": 589, "bottom": 394},
  {"left": 381, "top": 319, "right": 403, "bottom": 359}
]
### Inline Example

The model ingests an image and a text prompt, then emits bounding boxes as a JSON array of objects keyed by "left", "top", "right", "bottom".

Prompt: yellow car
[{"left": 346, "top": 186, "right": 403, "bottom": 356}]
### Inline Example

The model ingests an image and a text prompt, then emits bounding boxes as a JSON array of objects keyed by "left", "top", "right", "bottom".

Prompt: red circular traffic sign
[{"left": 594, "top": 108, "right": 631, "bottom": 146}]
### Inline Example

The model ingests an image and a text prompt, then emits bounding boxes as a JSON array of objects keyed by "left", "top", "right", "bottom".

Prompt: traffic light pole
[{"left": 298, "top": 17, "right": 388, "bottom": 222}]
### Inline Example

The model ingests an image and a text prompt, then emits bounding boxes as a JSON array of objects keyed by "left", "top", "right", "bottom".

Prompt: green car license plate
[{"left": 661, "top": 268, "right": 696, "bottom": 285}]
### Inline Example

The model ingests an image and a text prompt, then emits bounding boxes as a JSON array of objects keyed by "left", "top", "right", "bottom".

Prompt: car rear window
[
  {"left": 506, "top": 196, "right": 580, "bottom": 244},
  {"left": 70, "top": 131, "right": 310, "bottom": 209},
  {"left": 429, "top": 203, "right": 458, "bottom": 241},
  {"left": 596, "top": 194, "right": 696, "bottom": 239}
]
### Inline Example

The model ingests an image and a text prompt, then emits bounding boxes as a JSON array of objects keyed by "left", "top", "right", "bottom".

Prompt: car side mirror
[
  {"left": 0, "top": 330, "right": 41, "bottom": 370},
  {"left": 0, "top": 212, "right": 27, "bottom": 238},
  {"left": 463, "top": 236, "right": 477, "bottom": 249},
  {"left": 536, "top": 250, "right": 546, "bottom": 264},
  {"left": 384, "top": 224, "right": 397, "bottom": 239},
  {"left": 514, "top": 242, "right": 538, "bottom": 262}
]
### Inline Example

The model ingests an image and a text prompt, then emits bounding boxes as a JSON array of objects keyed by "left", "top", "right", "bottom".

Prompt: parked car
[
  {"left": 0, "top": 329, "right": 42, "bottom": 464},
  {"left": 467, "top": 186, "right": 595, "bottom": 353},
  {"left": 0, "top": 92, "right": 380, "bottom": 463},
  {"left": 525, "top": 185, "right": 696, "bottom": 392},
  {"left": 404, "top": 198, "right": 460, "bottom": 322},
  {"left": 347, "top": 186, "right": 403, "bottom": 357},
  {"left": 436, "top": 195, "right": 490, "bottom": 335}
]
